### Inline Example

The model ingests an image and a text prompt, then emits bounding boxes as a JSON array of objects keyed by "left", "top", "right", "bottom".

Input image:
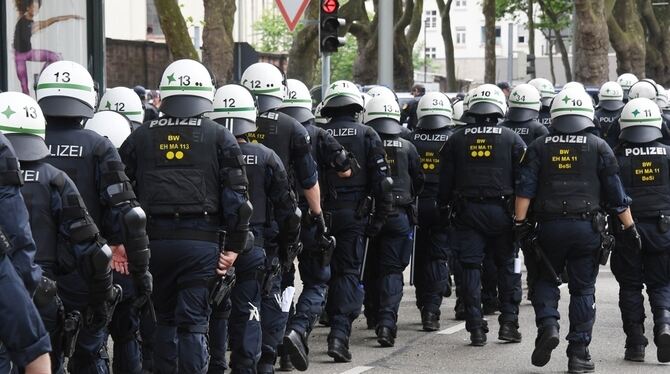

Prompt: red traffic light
[{"left": 322, "top": 0, "right": 338, "bottom": 14}]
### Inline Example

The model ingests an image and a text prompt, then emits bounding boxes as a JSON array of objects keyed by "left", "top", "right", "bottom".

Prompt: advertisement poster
[{"left": 5, "top": 0, "right": 87, "bottom": 96}]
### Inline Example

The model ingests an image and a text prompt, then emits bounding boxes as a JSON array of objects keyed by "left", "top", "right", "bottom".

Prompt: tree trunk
[
  {"left": 573, "top": 0, "right": 610, "bottom": 85},
  {"left": 341, "top": 0, "right": 377, "bottom": 85},
  {"left": 483, "top": 0, "right": 496, "bottom": 83},
  {"left": 527, "top": 0, "right": 536, "bottom": 79},
  {"left": 437, "top": 0, "right": 457, "bottom": 91},
  {"left": 202, "top": 0, "right": 236, "bottom": 85},
  {"left": 537, "top": 0, "right": 572, "bottom": 82},
  {"left": 287, "top": 1, "right": 320, "bottom": 85},
  {"left": 548, "top": 31, "right": 556, "bottom": 83},
  {"left": 154, "top": 0, "right": 199, "bottom": 60},
  {"left": 639, "top": 0, "right": 670, "bottom": 85},
  {"left": 393, "top": 0, "right": 420, "bottom": 90},
  {"left": 605, "top": 0, "right": 645, "bottom": 77}
]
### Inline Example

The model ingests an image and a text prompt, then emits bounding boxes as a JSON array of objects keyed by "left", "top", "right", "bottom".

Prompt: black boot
[
  {"left": 278, "top": 353, "right": 294, "bottom": 372},
  {"left": 531, "top": 324, "right": 559, "bottom": 367},
  {"left": 655, "top": 323, "right": 670, "bottom": 363},
  {"left": 421, "top": 309, "right": 440, "bottom": 332},
  {"left": 623, "top": 324, "right": 647, "bottom": 362},
  {"left": 376, "top": 326, "right": 395, "bottom": 347},
  {"left": 319, "top": 312, "right": 330, "bottom": 327},
  {"left": 454, "top": 298, "right": 466, "bottom": 321},
  {"left": 283, "top": 329, "right": 309, "bottom": 371},
  {"left": 469, "top": 322, "right": 488, "bottom": 347},
  {"left": 327, "top": 337, "right": 352, "bottom": 362},
  {"left": 567, "top": 345, "right": 595, "bottom": 373},
  {"left": 498, "top": 321, "right": 522, "bottom": 343}
]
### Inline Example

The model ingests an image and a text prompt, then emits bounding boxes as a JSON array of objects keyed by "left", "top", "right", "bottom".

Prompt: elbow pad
[
  {"left": 227, "top": 200, "right": 253, "bottom": 253},
  {"left": 122, "top": 205, "right": 150, "bottom": 274},
  {"left": 221, "top": 166, "right": 249, "bottom": 194},
  {"left": 82, "top": 243, "right": 113, "bottom": 303},
  {"left": 63, "top": 195, "right": 101, "bottom": 244},
  {"left": 0, "top": 155, "right": 22, "bottom": 186},
  {"left": 282, "top": 207, "right": 302, "bottom": 245},
  {"left": 102, "top": 161, "right": 137, "bottom": 206},
  {"left": 332, "top": 149, "right": 351, "bottom": 172}
]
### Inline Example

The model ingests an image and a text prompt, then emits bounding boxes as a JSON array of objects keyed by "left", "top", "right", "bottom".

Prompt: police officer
[
  {"left": 610, "top": 98, "right": 670, "bottom": 363},
  {"left": 207, "top": 83, "right": 300, "bottom": 373},
  {"left": 36, "top": 60, "right": 152, "bottom": 374},
  {"left": 595, "top": 81, "right": 625, "bottom": 147},
  {"left": 439, "top": 84, "right": 525, "bottom": 346},
  {"left": 617, "top": 73, "right": 639, "bottom": 102},
  {"left": 501, "top": 83, "right": 549, "bottom": 145},
  {"left": 134, "top": 85, "right": 159, "bottom": 122},
  {"left": 661, "top": 86, "right": 670, "bottom": 125},
  {"left": 514, "top": 87, "right": 638, "bottom": 372},
  {"left": 367, "top": 86, "right": 412, "bottom": 139},
  {"left": 0, "top": 93, "right": 51, "bottom": 373},
  {"left": 528, "top": 78, "right": 556, "bottom": 128},
  {"left": 364, "top": 95, "right": 424, "bottom": 346},
  {"left": 608, "top": 80, "right": 670, "bottom": 146},
  {"left": 241, "top": 63, "right": 320, "bottom": 373},
  {"left": 85, "top": 111, "right": 147, "bottom": 374},
  {"left": 319, "top": 80, "right": 392, "bottom": 362},
  {"left": 120, "top": 59, "right": 252, "bottom": 373},
  {"left": 409, "top": 92, "right": 454, "bottom": 331},
  {"left": 278, "top": 79, "right": 351, "bottom": 371},
  {"left": 99, "top": 87, "right": 145, "bottom": 131},
  {"left": 0, "top": 92, "right": 118, "bottom": 373}
]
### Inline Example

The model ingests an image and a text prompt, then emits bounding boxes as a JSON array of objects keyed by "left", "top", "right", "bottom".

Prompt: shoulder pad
[
  {"left": 0, "top": 154, "right": 23, "bottom": 186},
  {"left": 49, "top": 168, "right": 67, "bottom": 194}
]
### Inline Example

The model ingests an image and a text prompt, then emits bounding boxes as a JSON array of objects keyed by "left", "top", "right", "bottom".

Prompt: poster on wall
[{"left": 5, "top": 0, "right": 87, "bottom": 96}]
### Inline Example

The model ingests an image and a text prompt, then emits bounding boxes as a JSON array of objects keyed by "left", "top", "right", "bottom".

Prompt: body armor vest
[
  {"left": 382, "top": 135, "right": 413, "bottom": 206},
  {"left": 132, "top": 116, "right": 221, "bottom": 216},
  {"left": 45, "top": 126, "right": 103, "bottom": 225},
  {"left": 322, "top": 117, "right": 369, "bottom": 192},
  {"left": 410, "top": 126, "right": 452, "bottom": 198},
  {"left": 533, "top": 133, "right": 603, "bottom": 216},
  {"left": 239, "top": 142, "right": 271, "bottom": 226},
  {"left": 616, "top": 141, "right": 670, "bottom": 218},
  {"left": 595, "top": 108, "right": 622, "bottom": 139},
  {"left": 501, "top": 119, "right": 545, "bottom": 146},
  {"left": 538, "top": 107, "right": 551, "bottom": 127},
  {"left": 251, "top": 110, "right": 295, "bottom": 168},
  {"left": 451, "top": 124, "right": 516, "bottom": 198}
]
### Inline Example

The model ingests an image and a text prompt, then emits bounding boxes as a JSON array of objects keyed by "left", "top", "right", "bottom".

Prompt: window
[
  {"left": 456, "top": 27, "right": 466, "bottom": 45},
  {"left": 517, "top": 25, "right": 526, "bottom": 44},
  {"left": 424, "top": 10, "right": 437, "bottom": 29},
  {"left": 455, "top": 0, "right": 467, "bottom": 8},
  {"left": 424, "top": 47, "right": 437, "bottom": 59},
  {"left": 480, "top": 25, "right": 502, "bottom": 44},
  {"left": 146, "top": 1, "right": 164, "bottom": 37}
]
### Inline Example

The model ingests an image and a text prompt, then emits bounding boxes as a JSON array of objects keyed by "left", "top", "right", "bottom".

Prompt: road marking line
[
  {"left": 437, "top": 322, "right": 466, "bottom": 335},
  {"left": 339, "top": 366, "right": 374, "bottom": 374}
]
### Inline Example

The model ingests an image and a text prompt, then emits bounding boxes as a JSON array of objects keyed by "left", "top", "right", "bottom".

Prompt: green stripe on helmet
[
  {"left": 283, "top": 99, "right": 312, "bottom": 103},
  {"left": 214, "top": 107, "right": 256, "bottom": 112},
  {"left": 0, "top": 124, "right": 45, "bottom": 135},
  {"left": 368, "top": 112, "right": 400, "bottom": 117},
  {"left": 36, "top": 83, "right": 92, "bottom": 92},
  {"left": 160, "top": 86, "right": 213, "bottom": 92},
  {"left": 550, "top": 107, "right": 593, "bottom": 113},
  {"left": 509, "top": 100, "right": 540, "bottom": 105},
  {"left": 470, "top": 98, "right": 505, "bottom": 105},
  {"left": 620, "top": 117, "right": 663, "bottom": 123},
  {"left": 420, "top": 108, "right": 453, "bottom": 113},
  {"left": 250, "top": 87, "right": 282, "bottom": 94}
]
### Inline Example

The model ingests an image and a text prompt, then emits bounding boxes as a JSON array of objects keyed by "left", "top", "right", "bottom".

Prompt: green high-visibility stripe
[
  {"left": 420, "top": 108, "right": 452, "bottom": 113},
  {"left": 121, "top": 111, "right": 143, "bottom": 115},
  {"left": 599, "top": 95, "right": 622, "bottom": 99},
  {"left": 509, "top": 100, "right": 540, "bottom": 105},
  {"left": 550, "top": 107, "right": 593, "bottom": 113},
  {"left": 324, "top": 92, "right": 360, "bottom": 101},
  {"left": 284, "top": 99, "right": 312, "bottom": 103},
  {"left": 160, "top": 86, "right": 213, "bottom": 92},
  {"left": 470, "top": 98, "right": 504, "bottom": 105},
  {"left": 0, "top": 124, "right": 45, "bottom": 135},
  {"left": 368, "top": 112, "right": 400, "bottom": 117},
  {"left": 250, "top": 87, "right": 282, "bottom": 94},
  {"left": 36, "top": 83, "right": 92, "bottom": 91},
  {"left": 213, "top": 107, "right": 256, "bottom": 112},
  {"left": 620, "top": 117, "right": 662, "bottom": 123}
]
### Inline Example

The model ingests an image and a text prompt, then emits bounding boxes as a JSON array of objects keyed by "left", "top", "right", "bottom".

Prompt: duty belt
[{"left": 147, "top": 227, "right": 219, "bottom": 243}]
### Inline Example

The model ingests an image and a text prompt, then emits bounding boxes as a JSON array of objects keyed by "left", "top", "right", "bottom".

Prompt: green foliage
[
  {"left": 495, "top": 0, "right": 572, "bottom": 34},
  {"left": 330, "top": 40, "right": 358, "bottom": 81},
  {"left": 495, "top": 0, "right": 529, "bottom": 19},
  {"left": 252, "top": 11, "right": 304, "bottom": 53}
]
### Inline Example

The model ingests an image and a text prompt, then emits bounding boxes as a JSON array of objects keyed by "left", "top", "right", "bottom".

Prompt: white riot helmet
[
  {"left": 628, "top": 80, "right": 658, "bottom": 101},
  {"left": 99, "top": 87, "right": 145, "bottom": 125},
  {"left": 363, "top": 95, "right": 401, "bottom": 135},
  {"left": 416, "top": 92, "right": 452, "bottom": 129},
  {"left": 36, "top": 60, "right": 97, "bottom": 118},
  {"left": 241, "top": 62, "right": 286, "bottom": 112},
  {"left": 366, "top": 86, "right": 398, "bottom": 102},
  {"left": 321, "top": 80, "right": 364, "bottom": 117},
  {"left": 0, "top": 91, "right": 49, "bottom": 161},
  {"left": 452, "top": 100, "right": 466, "bottom": 126},
  {"left": 361, "top": 92, "right": 373, "bottom": 108},
  {"left": 528, "top": 78, "right": 556, "bottom": 107},
  {"left": 563, "top": 81, "right": 585, "bottom": 92},
  {"left": 507, "top": 83, "right": 541, "bottom": 122},
  {"left": 550, "top": 88, "right": 595, "bottom": 133},
  {"left": 84, "top": 111, "right": 132, "bottom": 149},
  {"left": 159, "top": 59, "right": 215, "bottom": 117},
  {"left": 597, "top": 81, "right": 625, "bottom": 111},
  {"left": 208, "top": 84, "right": 258, "bottom": 136},
  {"left": 617, "top": 73, "right": 639, "bottom": 100},
  {"left": 314, "top": 102, "right": 329, "bottom": 125},
  {"left": 619, "top": 98, "right": 663, "bottom": 143},
  {"left": 655, "top": 84, "right": 668, "bottom": 110},
  {"left": 279, "top": 79, "right": 314, "bottom": 123},
  {"left": 468, "top": 84, "right": 507, "bottom": 118}
]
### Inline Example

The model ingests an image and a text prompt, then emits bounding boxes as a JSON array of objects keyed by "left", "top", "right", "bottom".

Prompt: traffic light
[
  {"left": 319, "top": 0, "right": 346, "bottom": 54},
  {"left": 526, "top": 54, "right": 536, "bottom": 76}
]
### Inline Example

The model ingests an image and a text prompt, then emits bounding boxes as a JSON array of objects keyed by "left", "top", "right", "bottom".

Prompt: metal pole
[
  {"left": 507, "top": 22, "right": 513, "bottom": 83},
  {"left": 321, "top": 53, "right": 331, "bottom": 100},
  {"left": 378, "top": 0, "right": 393, "bottom": 88}
]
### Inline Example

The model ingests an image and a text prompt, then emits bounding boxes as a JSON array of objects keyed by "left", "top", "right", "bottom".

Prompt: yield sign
[{"left": 275, "top": 0, "right": 311, "bottom": 32}]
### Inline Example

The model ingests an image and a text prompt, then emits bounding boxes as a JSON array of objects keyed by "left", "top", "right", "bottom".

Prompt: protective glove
[
  {"left": 132, "top": 271, "right": 153, "bottom": 309},
  {"left": 365, "top": 216, "right": 386, "bottom": 237},
  {"left": 86, "top": 284, "right": 122, "bottom": 330},
  {"left": 619, "top": 224, "right": 642, "bottom": 254},
  {"left": 311, "top": 211, "right": 327, "bottom": 239},
  {"left": 513, "top": 218, "right": 534, "bottom": 244}
]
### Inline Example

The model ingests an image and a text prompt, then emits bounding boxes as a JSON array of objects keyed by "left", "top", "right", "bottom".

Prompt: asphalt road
[{"left": 292, "top": 266, "right": 670, "bottom": 374}]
